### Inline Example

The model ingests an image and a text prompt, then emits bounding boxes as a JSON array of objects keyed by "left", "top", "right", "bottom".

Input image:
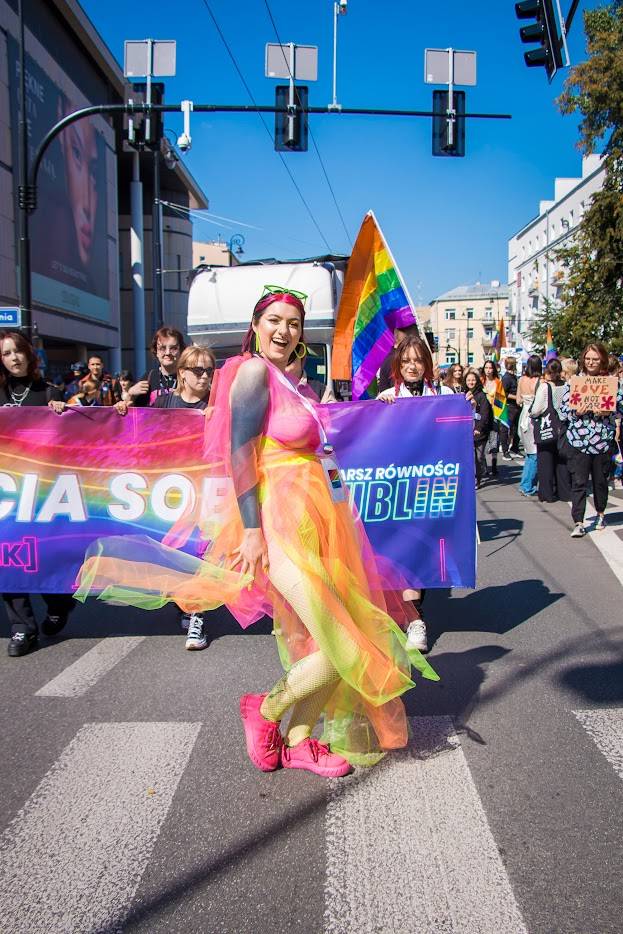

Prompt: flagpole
[{"left": 367, "top": 209, "right": 420, "bottom": 327}]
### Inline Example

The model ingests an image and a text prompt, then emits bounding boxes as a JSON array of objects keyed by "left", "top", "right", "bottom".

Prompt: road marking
[
  {"left": 0, "top": 721, "right": 201, "bottom": 933},
  {"left": 35, "top": 636, "right": 145, "bottom": 697},
  {"left": 325, "top": 716, "right": 527, "bottom": 934},
  {"left": 574, "top": 708, "right": 623, "bottom": 780},
  {"left": 584, "top": 502, "right": 623, "bottom": 588}
]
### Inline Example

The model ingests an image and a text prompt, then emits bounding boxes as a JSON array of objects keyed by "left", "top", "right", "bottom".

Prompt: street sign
[
  {"left": 124, "top": 40, "right": 176, "bottom": 78},
  {"left": 0, "top": 306, "right": 21, "bottom": 327},
  {"left": 265, "top": 44, "right": 318, "bottom": 81},
  {"left": 424, "top": 49, "right": 477, "bottom": 86}
]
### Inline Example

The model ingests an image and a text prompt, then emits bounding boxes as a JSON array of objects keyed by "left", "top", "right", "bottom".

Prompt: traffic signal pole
[{"left": 20, "top": 99, "right": 511, "bottom": 336}]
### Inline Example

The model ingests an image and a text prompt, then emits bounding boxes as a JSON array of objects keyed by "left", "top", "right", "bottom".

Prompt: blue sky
[{"left": 81, "top": 0, "right": 601, "bottom": 303}]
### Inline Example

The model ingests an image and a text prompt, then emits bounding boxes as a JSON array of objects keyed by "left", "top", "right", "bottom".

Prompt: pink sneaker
[
  {"left": 239, "top": 693, "right": 283, "bottom": 772},
  {"left": 281, "top": 737, "right": 352, "bottom": 778}
]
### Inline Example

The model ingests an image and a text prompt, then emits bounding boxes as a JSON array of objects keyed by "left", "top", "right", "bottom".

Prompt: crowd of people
[
  {"left": 1, "top": 314, "right": 622, "bottom": 779},
  {"left": 426, "top": 343, "right": 623, "bottom": 535}
]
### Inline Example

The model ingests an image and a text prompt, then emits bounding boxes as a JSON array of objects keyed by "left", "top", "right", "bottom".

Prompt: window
[
  {"left": 445, "top": 353, "right": 457, "bottom": 365},
  {"left": 466, "top": 308, "right": 474, "bottom": 319},
  {"left": 445, "top": 309, "right": 456, "bottom": 320},
  {"left": 484, "top": 307, "right": 493, "bottom": 320},
  {"left": 467, "top": 352, "right": 474, "bottom": 365},
  {"left": 467, "top": 328, "right": 474, "bottom": 339},
  {"left": 446, "top": 328, "right": 456, "bottom": 341}
]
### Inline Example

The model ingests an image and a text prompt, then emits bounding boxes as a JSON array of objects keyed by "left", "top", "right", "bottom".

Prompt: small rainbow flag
[
  {"left": 545, "top": 326, "right": 557, "bottom": 361},
  {"left": 492, "top": 378, "right": 510, "bottom": 428},
  {"left": 332, "top": 212, "right": 419, "bottom": 400}
]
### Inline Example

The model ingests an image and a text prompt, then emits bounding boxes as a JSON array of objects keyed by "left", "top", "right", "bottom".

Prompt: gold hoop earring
[
  {"left": 254, "top": 333, "right": 261, "bottom": 354},
  {"left": 294, "top": 341, "right": 307, "bottom": 360}
]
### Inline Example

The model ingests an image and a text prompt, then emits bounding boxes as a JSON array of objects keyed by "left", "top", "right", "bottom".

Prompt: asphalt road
[{"left": 1, "top": 461, "right": 622, "bottom": 934}]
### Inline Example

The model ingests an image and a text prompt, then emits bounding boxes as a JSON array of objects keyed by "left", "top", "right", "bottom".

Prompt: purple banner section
[
  {"left": 0, "top": 398, "right": 476, "bottom": 592},
  {"left": 323, "top": 393, "right": 476, "bottom": 589}
]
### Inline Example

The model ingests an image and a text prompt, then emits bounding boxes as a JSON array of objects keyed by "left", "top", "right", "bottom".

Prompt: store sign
[{"left": 0, "top": 307, "right": 21, "bottom": 327}]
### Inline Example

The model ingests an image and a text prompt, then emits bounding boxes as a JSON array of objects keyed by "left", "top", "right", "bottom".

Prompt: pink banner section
[{"left": 0, "top": 396, "right": 476, "bottom": 592}]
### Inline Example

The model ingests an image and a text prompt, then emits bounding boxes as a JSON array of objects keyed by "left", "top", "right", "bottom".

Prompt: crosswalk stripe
[
  {"left": 0, "top": 721, "right": 201, "bottom": 933},
  {"left": 583, "top": 502, "right": 623, "bottom": 589},
  {"left": 35, "top": 636, "right": 145, "bottom": 697},
  {"left": 324, "top": 716, "right": 527, "bottom": 934},
  {"left": 574, "top": 708, "right": 623, "bottom": 781}
]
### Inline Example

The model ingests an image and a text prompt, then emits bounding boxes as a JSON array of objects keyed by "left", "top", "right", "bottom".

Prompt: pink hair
[{"left": 241, "top": 292, "right": 306, "bottom": 354}]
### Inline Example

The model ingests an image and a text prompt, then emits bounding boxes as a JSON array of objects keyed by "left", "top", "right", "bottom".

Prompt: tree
[
  {"left": 555, "top": 1, "right": 623, "bottom": 357},
  {"left": 527, "top": 297, "right": 564, "bottom": 354}
]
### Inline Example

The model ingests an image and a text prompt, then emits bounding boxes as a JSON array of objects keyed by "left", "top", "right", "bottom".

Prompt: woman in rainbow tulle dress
[{"left": 75, "top": 287, "right": 438, "bottom": 777}]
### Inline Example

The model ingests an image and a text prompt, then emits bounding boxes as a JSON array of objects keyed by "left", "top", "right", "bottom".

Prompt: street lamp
[
  {"left": 228, "top": 234, "right": 245, "bottom": 257},
  {"left": 445, "top": 342, "right": 461, "bottom": 364}
]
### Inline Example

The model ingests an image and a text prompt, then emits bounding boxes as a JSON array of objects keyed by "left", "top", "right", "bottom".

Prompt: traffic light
[
  {"left": 432, "top": 90, "right": 465, "bottom": 158},
  {"left": 274, "top": 85, "right": 308, "bottom": 152},
  {"left": 515, "top": 0, "right": 563, "bottom": 81},
  {"left": 125, "top": 82, "right": 164, "bottom": 150}
]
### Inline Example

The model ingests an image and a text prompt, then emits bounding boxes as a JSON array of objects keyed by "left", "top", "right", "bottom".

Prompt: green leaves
[{"left": 550, "top": 2, "right": 623, "bottom": 357}]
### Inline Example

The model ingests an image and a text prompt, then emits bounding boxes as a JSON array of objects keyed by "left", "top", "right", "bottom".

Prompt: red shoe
[
  {"left": 281, "top": 737, "right": 352, "bottom": 778},
  {"left": 239, "top": 693, "right": 283, "bottom": 772}
]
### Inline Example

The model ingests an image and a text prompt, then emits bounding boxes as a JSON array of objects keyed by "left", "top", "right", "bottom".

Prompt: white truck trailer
[{"left": 186, "top": 256, "right": 349, "bottom": 392}]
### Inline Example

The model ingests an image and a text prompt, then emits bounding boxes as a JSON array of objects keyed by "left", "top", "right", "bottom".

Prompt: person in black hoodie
[
  {"left": 464, "top": 368, "right": 493, "bottom": 488},
  {"left": 0, "top": 331, "right": 75, "bottom": 657}
]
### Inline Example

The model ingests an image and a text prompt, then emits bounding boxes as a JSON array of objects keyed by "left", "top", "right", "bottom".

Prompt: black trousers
[
  {"left": 2, "top": 594, "right": 75, "bottom": 637},
  {"left": 474, "top": 438, "right": 487, "bottom": 483},
  {"left": 499, "top": 404, "right": 520, "bottom": 454},
  {"left": 536, "top": 441, "right": 572, "bottom": 502},
  {"left": 568, "top": 448, "right": 611, "bottom": 523}
]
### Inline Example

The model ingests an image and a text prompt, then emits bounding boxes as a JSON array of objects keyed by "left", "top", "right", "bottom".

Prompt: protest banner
[
  {"left": 568, "top": 375, "right": 619, "bottom": 413},
  {"left": 0, "top": 395, "right": 475, "bottom": 593}
]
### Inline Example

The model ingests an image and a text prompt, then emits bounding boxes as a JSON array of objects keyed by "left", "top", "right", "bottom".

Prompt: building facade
[
  {"left": 0, "top": 0, "right": 208, "bottom": 378},
  {"left": 507, "top": 154, "right": 605, "bottom": 342},
  {"left": 422, "top": 282, "right": 510, "bottom": 369}
]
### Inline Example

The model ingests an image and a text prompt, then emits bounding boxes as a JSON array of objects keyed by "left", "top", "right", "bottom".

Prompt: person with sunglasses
[
  {"left": 153, "top": 344, "right": 215, "bottom": 650},
  {"left": 127, "top": 326, "right": 186, "bottom": 407},
  {"left": 75, "top": 285, "right": 438, "bottom": 777},
  {"left": 153, "top": 344, "right": 215, "bottom": 414}
]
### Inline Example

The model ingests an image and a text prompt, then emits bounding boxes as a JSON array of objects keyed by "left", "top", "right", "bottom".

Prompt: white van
[{"left": 187, "top": 256, "right": 348, "bottom": 392}]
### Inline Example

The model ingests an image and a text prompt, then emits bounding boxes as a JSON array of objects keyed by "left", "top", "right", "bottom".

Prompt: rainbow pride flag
[
  {"left": 545, "top": 326, "right": 557, "bottom": 361},
  {"left": 332, "top": 212, "right": 419, "bottom": 400},
  {"left": 490, "top": 317, "right": 507, "bottom": 363}
]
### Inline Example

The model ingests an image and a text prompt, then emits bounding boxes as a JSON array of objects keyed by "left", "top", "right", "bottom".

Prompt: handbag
[{"left": 531, "top": 381, "right": 567, "bottom": 450}]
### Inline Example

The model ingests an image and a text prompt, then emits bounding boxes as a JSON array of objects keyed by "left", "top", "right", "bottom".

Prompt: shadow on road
[
  {"left": 426, "top": 579, "right": 563, "bottom": 640},
  {"left": 559, "top": 660, "right": 623, "bottom": 704}
]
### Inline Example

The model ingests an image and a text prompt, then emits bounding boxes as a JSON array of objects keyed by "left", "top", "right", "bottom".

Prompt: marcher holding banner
[
  {"left": 560, "top": 343, "right": 623, "bottom": 537},
  {"left": 127, "top": 326, "right": 186, "bottom": 407},
  {"left": 0, "top": 332, "right": 75, "bottom": 656},
  {"left": 75, "top": 289, "right": 438, "bottom": 776},
  {"left": 154, "top": 344, "right": 216, "bottom": 651},
  {"left": 376, "top": 332, "right": 453, "bottom": 652}
]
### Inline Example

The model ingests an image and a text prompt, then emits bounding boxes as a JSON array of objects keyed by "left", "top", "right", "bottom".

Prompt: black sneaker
[
  {"left": 8, "top": 630, "right": 38, "bottom": 657},
  {"left": 41, "top": 615, "right": 68, "bottom": 637}
]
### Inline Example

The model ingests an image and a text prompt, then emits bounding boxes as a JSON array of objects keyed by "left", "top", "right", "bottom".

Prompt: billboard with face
[{"left": 7, "top": 36, "right": 113, "bottom": 322}]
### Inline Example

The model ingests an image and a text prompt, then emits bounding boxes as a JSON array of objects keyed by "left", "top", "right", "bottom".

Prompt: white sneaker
[
  {"left": 185, "top": 615, "right": 208, "bottom": 650},
  {"left": 570, "top": 524, "right": 586, "bottom": 539},
  {"left": 405, "top": 619, "right": 428, "bottom": 653},
  {"left": 595, "top": 515, "right": 606, "bottom": 531}
]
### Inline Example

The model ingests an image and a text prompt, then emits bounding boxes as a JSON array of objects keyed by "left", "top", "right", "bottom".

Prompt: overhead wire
[
  {"left": 199, "top": 0, "right": 333, "bottom": 253},
  {"left": 162, "top": 199, "right": 327, "bottom": 253},
  {"left": 262, "top": 0, "right": 352, "bottom": 248}
]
